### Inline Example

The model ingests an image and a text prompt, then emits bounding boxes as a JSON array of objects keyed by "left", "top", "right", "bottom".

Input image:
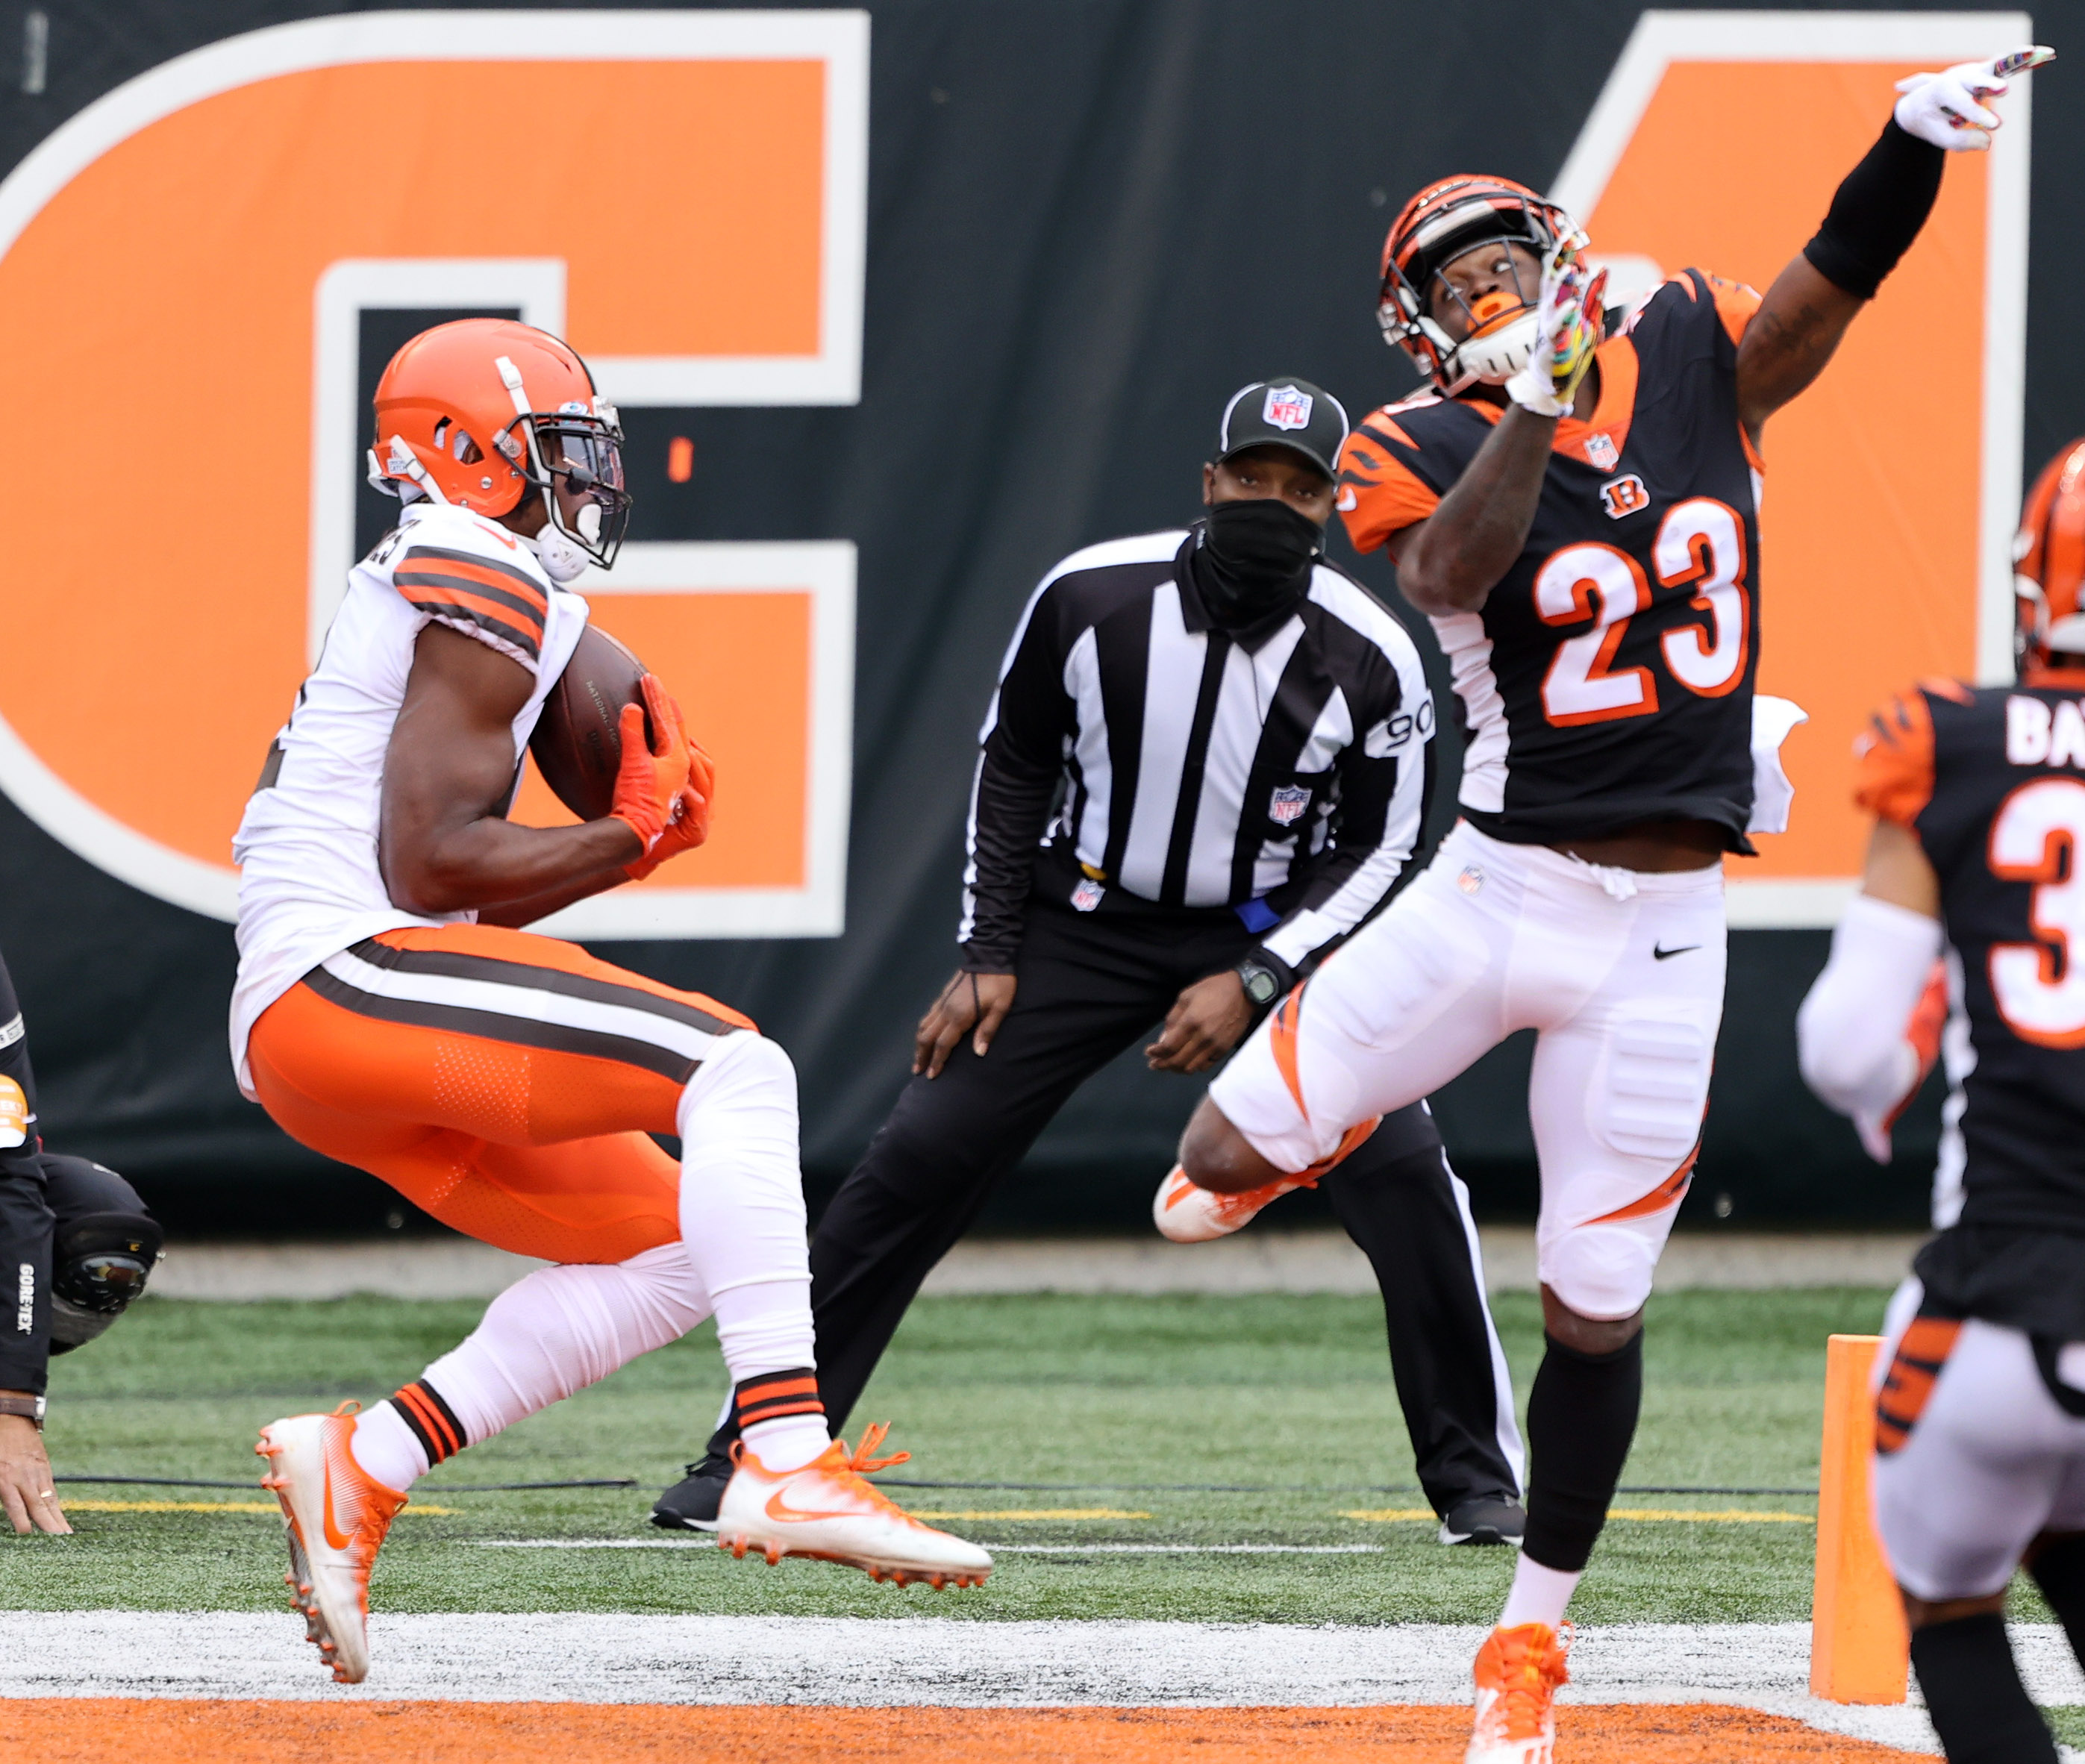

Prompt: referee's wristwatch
[
  {"left": 0, "top": 1395, "right": 45, "bottom": 1430},
  {"left": 1234, "top": 951, "right": 1292, "bottom": 1019}
]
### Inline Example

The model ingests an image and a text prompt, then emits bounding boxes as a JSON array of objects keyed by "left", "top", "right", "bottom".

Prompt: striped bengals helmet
[
  {"left": 2015, "top": 437, "right": 2085, "bottom": 674},
  {"left": 1378, "top": 175, "right": 1582, "bottom": 394}
]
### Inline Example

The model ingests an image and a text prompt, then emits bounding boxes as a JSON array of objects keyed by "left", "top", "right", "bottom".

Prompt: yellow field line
[
  {"left": 907, "top": 1509, "right": 1151, "bottom": 1521},
  {"left": 62, "top": 1500, "right": 454, "bottom": 1516},
  {"left": 1340, "top": 1507, "right": 1811, "bottom": 1525}
]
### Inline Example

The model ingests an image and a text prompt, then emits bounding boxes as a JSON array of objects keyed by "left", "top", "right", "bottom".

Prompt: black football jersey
[
  {"left": 1857, "top": 680, "right": 2085, "bottom": 1241},
  {"left": 1341, "top": 269, "right": 1764, "bottom": 848}
]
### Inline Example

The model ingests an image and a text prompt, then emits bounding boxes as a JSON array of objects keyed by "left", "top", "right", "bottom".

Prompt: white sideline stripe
[
  {"left": 7, "top": 1613, "right": 2084, "bottom": 1751},
  {"left": 319, "top": 948, "right": 728, "bottom": 1063},
  {"left": 146, "top": 1227, "right": 1934, "bottom": 1301},
  {"left": 473, "top": 1540, "right": 1389, "bottom": 1555}
]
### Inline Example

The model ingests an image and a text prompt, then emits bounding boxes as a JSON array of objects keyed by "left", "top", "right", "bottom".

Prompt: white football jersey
[{"left": 228, "top": 501, "right": 588, "bottom": 1095}]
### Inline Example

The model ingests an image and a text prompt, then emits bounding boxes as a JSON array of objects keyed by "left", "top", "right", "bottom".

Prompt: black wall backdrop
[{"left": 4, "top": 0, "right": 2079, "bottom": 1234}]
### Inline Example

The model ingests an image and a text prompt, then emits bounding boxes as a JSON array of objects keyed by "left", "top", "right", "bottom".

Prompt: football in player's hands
[
  {"left": 529, "top": 623, "right": 648, "bottom": 822},
  {"left": 1894, "top": 45, "right": 2053, "bottom": 150}
]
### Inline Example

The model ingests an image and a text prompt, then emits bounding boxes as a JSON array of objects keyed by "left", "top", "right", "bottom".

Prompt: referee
[{"left": 655, "top": 379, "right": 1525, "bottom": 1542}]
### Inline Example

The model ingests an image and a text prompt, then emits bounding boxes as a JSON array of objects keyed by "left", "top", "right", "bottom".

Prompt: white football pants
[
  {"left": 1210, "top": 820, "right": 1725, "bottom": 1319},
  {"left": 1872, "top": 1278, "right": 2085, "bottom": 1602}
]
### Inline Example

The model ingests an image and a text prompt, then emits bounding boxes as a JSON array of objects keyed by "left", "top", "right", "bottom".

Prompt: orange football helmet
[
  {"left": 2014, "top": 436, "right": 2085, "bottom": 676},
  {"left": 1378, "top": 175, "right": 1583, "bottom": 394},
  {"left": 368, "top": 318, "right": 630, "bottom": 567}
]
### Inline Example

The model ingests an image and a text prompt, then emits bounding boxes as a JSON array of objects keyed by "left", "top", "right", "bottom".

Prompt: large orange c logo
[{"left": 0, "top": 11, "right": 866, "bottom": 936}]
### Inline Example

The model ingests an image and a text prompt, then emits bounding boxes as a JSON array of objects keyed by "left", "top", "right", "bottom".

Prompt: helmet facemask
[
  {"left": 498, "top": 399, "right": 631, "bottom": 570},
  {"left": 1378, "top": 184, "right": 1581, "bottom": 394}
]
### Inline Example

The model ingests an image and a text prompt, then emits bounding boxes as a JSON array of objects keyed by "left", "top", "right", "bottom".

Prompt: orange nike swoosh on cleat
[
  {"left": 764, "top": 1488, "right": 869, "bottom": 1524},
  {"left": 322, "top": 1468, "right": 354, "bottom": 1551}
]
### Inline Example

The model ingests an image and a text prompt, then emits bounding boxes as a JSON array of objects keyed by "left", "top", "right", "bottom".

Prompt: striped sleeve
[
  {"left": 1852, "top": 688, "right": 1938, "bottom": 828},
  {"left": 394, "top": 544, "right": 551, "bottom": 669},
  {"left": 1337, "top": 416, "right": 1441, "bottom": 554},
  {"left": 1260, "top": 581, "right": 1434, "bottom": 974}
]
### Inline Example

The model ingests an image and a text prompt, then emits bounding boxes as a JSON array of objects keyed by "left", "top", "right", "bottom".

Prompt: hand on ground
[{"left": 0, "top": 1411, "right": 69, "bottom": 1535}]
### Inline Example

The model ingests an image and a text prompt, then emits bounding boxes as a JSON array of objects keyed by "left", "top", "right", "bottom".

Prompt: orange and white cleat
[
  {"left": 255, "top": 1403, "right": 407, "bottom": 1684},
  {"left": 715, "top": 1424, "right": 991, "bottom": 1589},
  {"left": 1151, "top": 1163, "right": 1319, "bottom": 1242},
  {"left": 1151, "top": 1117, "right": 1381, "bottom": 1244},
  {"left": 1466, "top": 1621, "right": 1572, "bottom": 1764}
]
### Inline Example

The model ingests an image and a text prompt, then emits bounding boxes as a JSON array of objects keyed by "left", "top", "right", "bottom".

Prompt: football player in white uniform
[{"left": 234, "top": 319, "right": 986, "bottom": 1684}]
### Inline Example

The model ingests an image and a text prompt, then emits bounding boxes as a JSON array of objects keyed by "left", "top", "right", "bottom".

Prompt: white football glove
[
  {"left": 1503, "top": 240, "right": 1607, "bottom": 419},
  {"left": 1893, "top": 45, "right": 2052, "bottom": 151}
]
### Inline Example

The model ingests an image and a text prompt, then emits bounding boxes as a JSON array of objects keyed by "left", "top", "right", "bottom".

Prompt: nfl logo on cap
[{"left": 1263, "top": 385, "right": 1313, "bottom": 431}]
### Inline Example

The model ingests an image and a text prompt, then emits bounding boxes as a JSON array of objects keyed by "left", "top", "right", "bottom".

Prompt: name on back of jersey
[{"left": 2005, "top": 694, "right": 2085, "bottom": 768}]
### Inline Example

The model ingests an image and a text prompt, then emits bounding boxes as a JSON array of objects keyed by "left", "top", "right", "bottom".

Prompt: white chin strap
[
  {"left": 1447, "top": 309, "right": 1539, "bottom": 387},
  {"left": 531, "top": 527, "right": 590, "bottom": 585}
]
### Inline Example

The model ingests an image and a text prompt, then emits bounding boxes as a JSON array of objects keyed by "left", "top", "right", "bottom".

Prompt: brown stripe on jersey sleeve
[
  {"left": 398, "top": 545, "right": 551, "bottom": 614},
  {"left": 1851, "top": 686, "right": 1939, "bottom": 827},
  {"left": 403, "top": 595, "right": 544, "bottom": 664},
  {"left": 396, "top": 548, "right": 548, "bottom": 664}
]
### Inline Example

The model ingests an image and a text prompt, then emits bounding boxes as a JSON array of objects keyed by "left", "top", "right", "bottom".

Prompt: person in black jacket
[{"left": 654, "top": 379, "right": 1525, "bottom": 1543}]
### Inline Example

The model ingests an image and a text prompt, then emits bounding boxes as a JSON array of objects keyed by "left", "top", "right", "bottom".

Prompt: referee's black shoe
[
  {"left": 1438, "top": 1494, "right": 1525, "bottom": 1547},
  {"left": 651, "top": 1454, "right": 734, "bottom": 1531}
]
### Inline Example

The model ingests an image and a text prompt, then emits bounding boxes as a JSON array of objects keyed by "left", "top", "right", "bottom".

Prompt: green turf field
[{"left": 0, "top": 1283, "right": 2060, "bottom": 1634}]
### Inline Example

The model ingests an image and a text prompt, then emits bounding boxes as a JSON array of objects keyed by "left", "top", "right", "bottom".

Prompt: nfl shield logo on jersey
[
  {"left": 1584, "top": 433, "right": 1619, "bottom": 472},
  {"left": 1070, "top": 878, "right": 1106, "bottom": 913},
  {"left": 1263, "top": 385, "right": 1313, "bottom": 431},
  {"left": 1269, "top": 784, "right": 1312, "bottom": 826}
]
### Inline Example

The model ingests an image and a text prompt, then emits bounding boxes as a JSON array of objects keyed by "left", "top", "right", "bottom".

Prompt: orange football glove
[
  {"left": 625, "top": 736, "right": 715, "bottom": 881},
  {"left": 608, "top": 675, "right": 693, "bottom": 858}
]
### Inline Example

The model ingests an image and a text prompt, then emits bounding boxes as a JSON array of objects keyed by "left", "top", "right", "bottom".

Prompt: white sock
[
  {"left": 350, "top": 1401, "right": 428, "bottom": 1492},
  {"left": 743, "top": 1413, "right": 831, "bottom": 1472},
  {"left": 414, "top": 1243, "right": 712, "bottom": 1444},
  {"left": 1499, "top": 1556, "right": 1582, "bottom": 1630},
  {"left": 675, "top": 1034, "right": 832, "bottom": 1461}
]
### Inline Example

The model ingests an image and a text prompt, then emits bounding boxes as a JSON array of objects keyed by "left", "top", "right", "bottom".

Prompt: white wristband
[{"left": 1503, "top": 360, "right": 1565, "bottom": 418}]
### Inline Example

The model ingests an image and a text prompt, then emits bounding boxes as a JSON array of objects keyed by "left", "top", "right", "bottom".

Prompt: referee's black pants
[{"left": 708, "top": 897, "right": 1522, "bottom": 1514}]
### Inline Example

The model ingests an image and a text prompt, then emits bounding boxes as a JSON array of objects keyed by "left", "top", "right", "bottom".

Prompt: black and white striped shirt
[{"left": 958, "top": 527, "right": 1434, "bottom": 975}]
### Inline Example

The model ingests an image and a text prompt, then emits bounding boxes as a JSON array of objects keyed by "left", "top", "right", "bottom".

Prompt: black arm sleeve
[
  {"left": 1801, "top": 117, "right": 1945, "bottom": 300},
  {"left": 958, "top": 592, "right": 1074, "bottom": 972},
  {"left": 0, "top": 951, "right": 51, "bottom": 1395}
]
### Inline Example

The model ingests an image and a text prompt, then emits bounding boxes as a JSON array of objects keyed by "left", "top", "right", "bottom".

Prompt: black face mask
[{"left": 1192, "top": 497, "right": 1325, "bottom": 631}]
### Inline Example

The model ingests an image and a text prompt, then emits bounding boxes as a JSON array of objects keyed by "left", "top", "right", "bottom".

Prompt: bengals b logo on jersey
[
  {"left": 0, "top": 13, "right": 866, "bottom": 939},
  {"left": 1600, "top": 475, "right": 1651, "bottom": 519}
]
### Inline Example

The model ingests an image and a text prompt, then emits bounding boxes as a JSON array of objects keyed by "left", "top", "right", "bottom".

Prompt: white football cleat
[
  {"left": 716, "top": 1424, "right": 991, "bottom": 1589},
  {"left": 1466, "top": 1621, "right": 1572, "bottom": 1764},
  {"left": 1151, "top": 1117, "right": 1382, "bottom": 1243},
  {"left": 1151, "top": 1163, "right": 1319, "bottom": 1242},
  {"left": 255, "top": 1404, "right": 407, "bottom": 1684}
]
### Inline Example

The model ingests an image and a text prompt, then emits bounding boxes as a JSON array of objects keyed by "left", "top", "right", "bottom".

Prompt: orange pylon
[{"left": 1809, "top": 1332, "right": 1909, "bottom": 1703}]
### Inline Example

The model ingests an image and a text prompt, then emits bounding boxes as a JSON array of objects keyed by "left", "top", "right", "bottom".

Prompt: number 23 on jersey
[{"left": 1533, "top": 498, "right": 1750, "bottom": 727}]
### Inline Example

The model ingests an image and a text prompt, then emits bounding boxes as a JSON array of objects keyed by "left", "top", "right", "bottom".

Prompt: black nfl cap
[{"left": 1216, "top": 378, "right": 1348, "bottom": 481}]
